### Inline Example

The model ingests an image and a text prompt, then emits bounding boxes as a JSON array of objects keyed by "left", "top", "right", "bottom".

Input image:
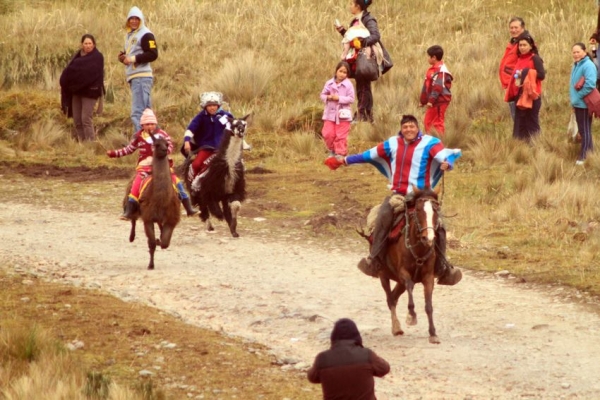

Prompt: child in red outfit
[
  {"left": 420, "top": 45, "right": 453, "bottom": 135},
  {"left": 320, "top": 61, "right": 355, "bottom": 157},
  {"left": 107, "top": 108, "right": 198, "bottom": 220}
]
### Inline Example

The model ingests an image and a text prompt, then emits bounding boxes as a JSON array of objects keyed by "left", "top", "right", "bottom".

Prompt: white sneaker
[
  {"left": 242, "top": 140, "right": 252, "bottom": 150},
  {"left": 576, "top": 160, "right": 585, "bottom": 166}
]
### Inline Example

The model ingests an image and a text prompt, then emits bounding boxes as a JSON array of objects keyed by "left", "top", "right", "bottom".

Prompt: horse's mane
[{"left": 406, "top": 187, "right": 438, "bottom": 208}]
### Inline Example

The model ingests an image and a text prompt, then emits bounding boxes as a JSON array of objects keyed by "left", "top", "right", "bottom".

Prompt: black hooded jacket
[{"left": 307, "top": 319, "right": 390, "bottom": 400}]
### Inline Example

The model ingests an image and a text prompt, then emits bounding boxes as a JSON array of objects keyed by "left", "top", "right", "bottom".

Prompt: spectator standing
[
  {"left": 307, "top": 318, "right": 390, "bottom": 400},
  {"left": 59, "top": 34, "right": 104, "bottom": 141},
  {"left": 119, "top": 6, "right": 158, "bottom": 134},
  {"left": 504, "top": 35, "right": 545, "bottom": 143},
  {"left": 419, "top": 45, "right": 453, "bottom": 135},
  {"left": 499, "top": 17, "right": 530, "bottom": 120},
  {"left": 588, "top": 31, "right": 600, "bottom": 88},
  {"left": 335, "top": 0, "right": 392, "bottom": 123},
  {"left": 321, "top": 61, "right": 355, "bottom": 157},
  {"left": 570, "top": 42, "right": 597, "bottom": 165}
]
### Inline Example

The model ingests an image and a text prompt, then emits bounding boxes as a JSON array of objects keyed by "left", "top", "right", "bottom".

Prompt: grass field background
[{"left": 2, "top": 0, "right": 600, "bottom": 397}]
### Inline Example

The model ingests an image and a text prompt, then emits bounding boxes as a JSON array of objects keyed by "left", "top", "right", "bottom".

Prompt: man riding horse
[{"left": 325, "top": 114, "right": 462, "bottom": 285}]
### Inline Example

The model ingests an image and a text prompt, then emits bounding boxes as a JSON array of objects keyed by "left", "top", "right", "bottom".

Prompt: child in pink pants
[{"left": 320, "top": 61, "right": 356, "bottom": 156}]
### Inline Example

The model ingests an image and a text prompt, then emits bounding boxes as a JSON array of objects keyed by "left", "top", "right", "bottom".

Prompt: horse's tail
[{"left": 355, "top": 226, "right": 371, "bottom": 242}]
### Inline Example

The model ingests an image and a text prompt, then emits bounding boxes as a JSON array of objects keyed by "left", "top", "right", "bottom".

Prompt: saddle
[
  {"left": 186, "top": 152, "right": 217, "bottom": 192},
  {"left": 364, "top": 194, "right": 408, "bottom": 245},
  {"left": 138, "top": 173, "right": 177, "bottom": 199},
  {"left": 367, "top": 212, "right": 407, "bottom": 245}
]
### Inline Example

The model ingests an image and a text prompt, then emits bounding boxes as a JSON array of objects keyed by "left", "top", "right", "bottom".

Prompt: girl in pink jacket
[{"left": 320, "top": 61, "right": 355, "bottom": 157}]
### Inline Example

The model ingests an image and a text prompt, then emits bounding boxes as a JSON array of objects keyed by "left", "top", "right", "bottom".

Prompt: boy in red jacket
[{"left": 420, "top": 45, "right": 453, "bottom": 135}]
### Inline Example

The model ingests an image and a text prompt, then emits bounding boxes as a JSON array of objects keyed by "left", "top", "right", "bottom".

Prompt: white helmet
[{"left": 199, "top": 91, "right": 223, "bottom": 108}]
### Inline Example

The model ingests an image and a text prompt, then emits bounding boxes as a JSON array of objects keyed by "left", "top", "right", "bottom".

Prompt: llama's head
[
  {"left": 149, "top": 134, "right": 169, "bottom": 159},
  {"left": 227, "top": 114, "right": 252, "bottom": 139}
]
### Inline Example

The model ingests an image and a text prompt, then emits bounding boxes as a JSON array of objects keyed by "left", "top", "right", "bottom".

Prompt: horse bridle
[{"left": 403, "top": 197, "right": 440, "bottom": 266}]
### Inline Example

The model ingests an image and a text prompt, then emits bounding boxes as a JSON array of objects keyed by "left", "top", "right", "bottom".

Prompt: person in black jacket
[
  {"left": 336, "top": 0, "right": 392, "bottom": 123},
  {"left": 308, "top": 318, "right": 390, "bottom": 400},
  {"left": 59, "top": 34, "right": 104, "bottom": 141}
]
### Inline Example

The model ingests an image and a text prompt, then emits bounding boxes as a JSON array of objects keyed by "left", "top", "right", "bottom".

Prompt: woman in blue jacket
[{"left": 570, "top": 42, "right": 598, "bottom": 165}]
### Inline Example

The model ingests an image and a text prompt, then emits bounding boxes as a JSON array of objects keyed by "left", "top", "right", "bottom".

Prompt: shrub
[{"left": 213, "top": 52, "right": 275, "bottom": 104}]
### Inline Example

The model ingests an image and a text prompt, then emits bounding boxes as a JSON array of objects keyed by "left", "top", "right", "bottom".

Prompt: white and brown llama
[{"left": 185, "top": 115, "right": 250, "bottom": 237}]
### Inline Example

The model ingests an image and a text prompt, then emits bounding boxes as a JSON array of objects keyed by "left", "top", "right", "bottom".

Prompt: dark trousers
[
  {"left": 575, "top": 107, "right": 594, "bottom": 161},
  {"left": 356, "top": 78, "right": 373, "bottom": 122},
  {"left": 513, "top": 97, "right": 541, "bottom": 142}
]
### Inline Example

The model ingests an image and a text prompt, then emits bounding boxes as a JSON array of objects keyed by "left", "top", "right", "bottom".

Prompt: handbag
[
  {"left": 355, "top": 48, "right": 379, "bottom": 82},
  {"left": 338, "top": 108, "right": 352, "bottom": 120},
  {"left": 583, "top": 87, "right": 600, "bottom": 118},
  {"left": 567, "top": 113, "right": 580, "bottom": 142}
]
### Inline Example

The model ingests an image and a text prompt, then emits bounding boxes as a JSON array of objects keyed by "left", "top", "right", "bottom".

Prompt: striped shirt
[{"left": 345, "top": 132, "right": 461, "bottom": 195}]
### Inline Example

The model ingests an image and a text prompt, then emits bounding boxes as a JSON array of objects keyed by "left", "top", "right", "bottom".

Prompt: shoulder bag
[
  {"left": 583, "top": 87, "right": 600, "bottom": 118},
  {"left": 355, "top": 48, "right": 380, "bottom": 82}
]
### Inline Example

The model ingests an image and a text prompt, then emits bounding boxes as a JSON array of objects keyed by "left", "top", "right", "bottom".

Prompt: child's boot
[
  {"left": 181, "top": 198, "right": 199, "bottom": 217},
  {"left": 120, "top": 199, "right": 139, "bottom": 221}
]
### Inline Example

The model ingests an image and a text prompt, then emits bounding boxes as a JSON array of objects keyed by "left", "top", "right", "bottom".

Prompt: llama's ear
[
  {"left": 411, "top": 184, "right": 419, "bottom": 194},
  {"left": 241, "top": 113, "right": 253, "bottom": 125},
  {"left": 433, "top": 185, "right": 441, "bottom": 195}
]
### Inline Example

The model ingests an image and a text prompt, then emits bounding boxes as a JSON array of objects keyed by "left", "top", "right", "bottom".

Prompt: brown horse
[
  {"left": 376, "top": 187, "right": 441, "bottom": 344},
  {"left": 126, "top": 134, "right": 181, "bottom": 270}
]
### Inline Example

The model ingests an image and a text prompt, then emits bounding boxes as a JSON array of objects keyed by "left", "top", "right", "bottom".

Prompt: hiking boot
[
  {"left": 357, "top": 257, "right": 380, "bottom": 278},
  {"left": 120, "top": 200, "right": 138, "bottom": 221},
  {"left": 437, "top": 265, "right": 463, "bottom": 286},
  {"left": 182, "top": 198, "right": 200, "bottom": 217}
]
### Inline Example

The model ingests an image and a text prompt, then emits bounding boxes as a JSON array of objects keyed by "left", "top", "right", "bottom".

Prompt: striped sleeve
[{"left": 345, "top": 138, "right": 395, "bottom": 180}]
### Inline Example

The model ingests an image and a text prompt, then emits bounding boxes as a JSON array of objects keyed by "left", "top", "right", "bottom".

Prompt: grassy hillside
[
  {"left": 1, "top": 0, "right": 599, "bottom": 290},
  {"left": 2, "top": 0, "right": 600, "bottom": 395}
]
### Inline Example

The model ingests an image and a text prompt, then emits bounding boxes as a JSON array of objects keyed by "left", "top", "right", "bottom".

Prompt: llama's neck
[
  {"left": 152, "top": 157, "right": 175, "bottom": 201},
  {"left": 225, "top": 136, "right": 243, "bottom": 172}
]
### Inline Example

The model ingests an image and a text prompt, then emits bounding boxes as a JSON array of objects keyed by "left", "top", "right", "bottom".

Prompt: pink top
[{"left": 320, "top": 78, "right": 355, "bottom": 123}]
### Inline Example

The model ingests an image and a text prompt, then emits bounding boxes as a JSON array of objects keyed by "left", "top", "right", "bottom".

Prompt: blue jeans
[{"left": 129, "top": 77, "right": 153, "bottom": 132}]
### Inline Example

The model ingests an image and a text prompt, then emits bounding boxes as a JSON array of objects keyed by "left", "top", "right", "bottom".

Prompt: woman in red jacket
[{"left": 505, "top": 34, "right": 545, "bottom": 143}]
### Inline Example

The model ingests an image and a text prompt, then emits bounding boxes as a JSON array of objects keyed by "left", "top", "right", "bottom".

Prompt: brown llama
[
  {"left": 126, "top": 134, "right": 181, "bottom": 269},
  {"left": 184, "top": 115, "right": 249, "bottom": 237}
]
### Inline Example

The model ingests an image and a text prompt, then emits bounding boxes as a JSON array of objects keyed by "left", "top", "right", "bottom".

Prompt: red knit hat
[{"left": 140, "top": 108, "right": 157, "bottom": 125}]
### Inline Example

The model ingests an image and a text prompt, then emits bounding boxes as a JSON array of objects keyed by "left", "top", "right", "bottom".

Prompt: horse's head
[
  {"left": 149, "top": 134, "right": 169, "bottom": 159},
  {"left": 410, "top": 186, "right": 440, "bottom": 248},
  {"left": 227, "top": 114, "right": 252, "bottom": 139}
]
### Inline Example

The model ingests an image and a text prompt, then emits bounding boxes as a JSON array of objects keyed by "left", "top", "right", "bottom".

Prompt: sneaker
[
  {"left": 243, "top": 140, "right": 252, "bottom": 150},
  {"left": 357, "top": 257, "right": 380, "bottom": 278},
  {"left": 575, "top": 160, "right": 585, "bottom": 166}
]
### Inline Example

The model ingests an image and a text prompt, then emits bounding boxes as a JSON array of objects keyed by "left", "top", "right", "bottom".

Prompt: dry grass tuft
[{"left": 213, "top": 52, "right": 275, "bottom": 104}]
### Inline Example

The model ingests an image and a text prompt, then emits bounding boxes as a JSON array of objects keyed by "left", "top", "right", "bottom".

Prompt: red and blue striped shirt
[{"left": 345, "top": 132, "right": 461, "bottom": 195}]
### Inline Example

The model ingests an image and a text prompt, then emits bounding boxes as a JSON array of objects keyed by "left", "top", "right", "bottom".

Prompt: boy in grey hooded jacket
[{"left": 119, "top": 6, "right": 158, "bottom": 133}]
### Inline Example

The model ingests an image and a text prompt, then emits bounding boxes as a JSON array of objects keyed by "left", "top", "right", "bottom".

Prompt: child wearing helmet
[
  {"left": 181, "top": 92, "right": 234, "bottom": 181},
  {"left": 107, "top": 108, "right": 199, "bottom": 220}
]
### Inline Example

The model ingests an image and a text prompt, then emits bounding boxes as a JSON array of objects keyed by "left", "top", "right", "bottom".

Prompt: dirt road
[{"left": 1, "top": 202, "right": 600, "bottom": 399}]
